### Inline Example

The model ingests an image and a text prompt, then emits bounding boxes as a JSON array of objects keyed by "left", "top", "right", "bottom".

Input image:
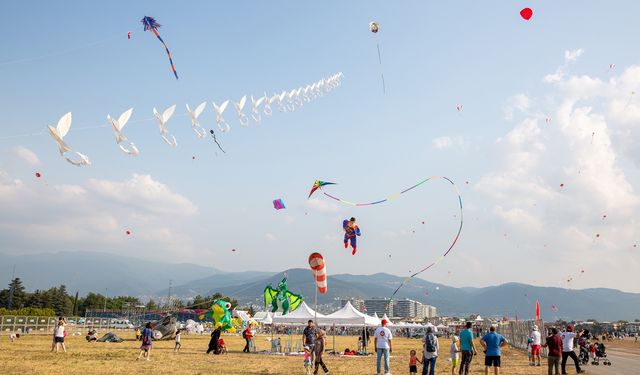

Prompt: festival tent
[
  {"left": 369, "top": 312, "right": 382, "bottom": 326},
  {"left": 233, "top": 310, "right": 251, "bottom": 322},
  {"left": 273, "top": 302, "right": 326, "bottom": 325},
  {"left": 321, "top": 301, "right": 379, "bottom": 326}
]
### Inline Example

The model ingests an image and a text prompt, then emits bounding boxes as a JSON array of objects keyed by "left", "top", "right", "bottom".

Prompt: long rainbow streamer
[{"left": 321, "top": 176, "right": 463, "bottom": 300}]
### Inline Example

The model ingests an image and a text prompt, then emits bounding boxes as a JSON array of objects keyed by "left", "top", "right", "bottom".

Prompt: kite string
[
  {"left": 322, "top": 176, "right": 463, "bottom": 301},
  {"left": 0, "top": 33, "right": 122, "bottom": 68}
]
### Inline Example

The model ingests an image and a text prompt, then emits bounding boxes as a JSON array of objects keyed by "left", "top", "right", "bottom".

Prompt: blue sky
[{"left": 1, "top": 1, "right": 639, "bottom": 292}]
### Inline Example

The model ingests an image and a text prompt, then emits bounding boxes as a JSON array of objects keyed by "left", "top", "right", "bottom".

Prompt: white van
[{"left": 109, "top": 319, "right": 135, "bottom": 329}]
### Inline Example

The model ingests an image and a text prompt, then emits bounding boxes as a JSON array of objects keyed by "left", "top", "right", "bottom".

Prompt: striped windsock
[{"left": 308, "top": 252, "right": 327, "bottom": 294}]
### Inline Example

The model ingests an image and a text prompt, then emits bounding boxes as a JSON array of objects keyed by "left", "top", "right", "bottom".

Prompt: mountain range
[{"left": 2, "top": 252, "right": 639, "bottom": 321}]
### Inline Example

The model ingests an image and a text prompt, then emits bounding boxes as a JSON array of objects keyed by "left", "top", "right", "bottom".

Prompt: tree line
[{"left": 0, "top": 278, "right": 243, "bottom": 317}]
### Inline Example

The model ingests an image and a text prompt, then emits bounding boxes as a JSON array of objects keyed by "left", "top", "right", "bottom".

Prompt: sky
[{"left": 1, "top": 1, "right": 639, "bottom": 293}]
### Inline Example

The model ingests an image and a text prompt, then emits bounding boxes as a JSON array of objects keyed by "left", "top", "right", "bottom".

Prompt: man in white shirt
[
  {"left": 374, "top": 319, "right": 393, "bottom": 375},
  {"left": 530, "top": 325, "right": 542, "bottom": 366},
  {"left": 560, "top": 325, "right": 584, "bottom": 374}
]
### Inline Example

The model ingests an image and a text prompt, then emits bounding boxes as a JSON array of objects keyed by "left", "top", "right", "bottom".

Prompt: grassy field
[{"left": 0, "top": 331, "right": 560, "bottom": 375}]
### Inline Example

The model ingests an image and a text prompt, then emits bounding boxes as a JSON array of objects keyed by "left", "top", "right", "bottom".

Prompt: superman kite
[{"left": 343, "top": 217, "right": 361, "bottom": 255}]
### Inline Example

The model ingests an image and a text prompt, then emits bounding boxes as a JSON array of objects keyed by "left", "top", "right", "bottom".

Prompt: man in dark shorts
[
  {"left": 303, "top": 320, "right": 317, "bottom": 361},
  {"left": 481, "top": 326, "right": 507, "bottom": 375}
]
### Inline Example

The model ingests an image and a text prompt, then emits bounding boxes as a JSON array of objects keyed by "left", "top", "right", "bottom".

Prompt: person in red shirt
[
  {"left": 542, "top": 328, "right": 563, "bottom": 375},
  {"left": 242, "top": 325, "right": 253, "bottom": 353}
]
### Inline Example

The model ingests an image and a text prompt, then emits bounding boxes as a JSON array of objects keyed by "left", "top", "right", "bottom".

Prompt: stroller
[{"left": 591, "top": 342, "right": 611, "bottom": 366}]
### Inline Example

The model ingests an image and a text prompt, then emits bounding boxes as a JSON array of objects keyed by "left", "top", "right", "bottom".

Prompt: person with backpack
[
  {"left": 242, "top": 325, "right": 253, "bottom": 353},
  {"left": 422, "top": 326, "right": 439, "bottom": 375}
]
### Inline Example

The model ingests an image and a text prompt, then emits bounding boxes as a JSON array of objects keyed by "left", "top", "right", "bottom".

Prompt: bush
[{"left": 0, "top": 307, "right": 56, "bottom": 317}]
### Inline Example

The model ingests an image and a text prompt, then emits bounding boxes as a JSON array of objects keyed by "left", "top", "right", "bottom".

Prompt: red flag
[
  {"left": 535, "top": 300, "right": 541, "bottom": 321},
  {"left": 516, "top": 312, "right": 519, "bottom": 323}
]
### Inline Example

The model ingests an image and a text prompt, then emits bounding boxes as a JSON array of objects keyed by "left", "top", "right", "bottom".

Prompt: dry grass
[{"left": 1, "top": 331, "right": 552, "bottom": 374}]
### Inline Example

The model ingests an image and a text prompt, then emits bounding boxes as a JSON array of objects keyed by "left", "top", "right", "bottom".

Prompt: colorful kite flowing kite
[
  {"left": 141, "top": 16, "right": 178, "bottom": 80},
  {"left": 312, "top": 176, "right": 463, "bottom": 300},
  {"left": 273, "top": 199, "right": 286, "bottom": 210},
  {"left": 308, "top": 180, "right": 336, "bottom": 198},
  {"left": 264, "top": 277, "right": 303, "bottom": 315}
]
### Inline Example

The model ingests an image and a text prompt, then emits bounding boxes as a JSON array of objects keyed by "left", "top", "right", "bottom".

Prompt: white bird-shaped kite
[
  {"left": 294, "top": 87, "right": 303, "bottom": 107},
  {"left": 186, "top": 102, "right": 207, "bottom": 138},
  {"left": 47, "top": 112, "right": 91, "bottom": 166},
  {"left": 212, "top": 100, "right": 231, "bottom": 132},
  {"left": 153, "top": 104, "right": 177, "bottom": 147},
  {"left": 107, "top": 108, "right": 138, "bottom": 156},
  {"left": 234, "top": 95, "right": 249, "bottom": 127},
  {"left": 264, "top": 93, "right": 277, "bottom": 116},
  {"left": 250, "top": 95, "right": 265, "bottom": 123},
  {"left": 277, "top": 91, "right": 288, "bottom": 113},
  {"left": 303, "top": 85, "right": 312, "bottom": 103},
  {"left": 286, "top": 89, "right": 297, "bottom": 112}
]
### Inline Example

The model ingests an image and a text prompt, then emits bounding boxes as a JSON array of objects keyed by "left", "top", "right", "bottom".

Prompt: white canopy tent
[
  {"left": 273, "top": 302, "right": 326, "bottom": 325},
  {"left": 322, "top": 301, "right": 379, "bottom": 326}
]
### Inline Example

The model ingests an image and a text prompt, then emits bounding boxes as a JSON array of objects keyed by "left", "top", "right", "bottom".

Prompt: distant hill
[
  {"left": 0, "top": 252, "right": 220, "bottom": 296},
  {"left": 1, "top": 252, "right": 638, "bottom": 321},
  {"left": 190, "top": 269, "right": 640, "bottom": 321}
]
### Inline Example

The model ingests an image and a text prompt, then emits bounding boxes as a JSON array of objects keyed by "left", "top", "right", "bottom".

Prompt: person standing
[
  {"left": 542, "top": 327, "right": 563, "bottom": 375},
  {"left": 303, "top": 320, "right": 317, "bottom": 359},
  {"left": 458, "top": 322, "right": 477, "bottom": 375},
  {"left": 480, "top": 326, "right": 507, "bottom": 375},
  {"left": 560, "top": 326, "right": 584, "bottom": 374},
  {"left": 422, "top": 326, "right": 439, "bottom": 375},
  {"left": 174, "top": 329, "right": 181, "bottom": 352},
  {"left": 242, "top": 324, "right": 253, "bottom": 353},
  {"left": 530, "top": 325, "right": 542, "bottom": 366},
  {"left": 313, "top": 330, "right": 329, "bottom": 375},
  {"left": 53, "top": 319, "right": 66, "bottom": 353},
  {"left": 374, "top": 319, "right": 393, "bottom": 375},
  {"left": 137, "top": 322, "right": 153, "bottom": 360}
]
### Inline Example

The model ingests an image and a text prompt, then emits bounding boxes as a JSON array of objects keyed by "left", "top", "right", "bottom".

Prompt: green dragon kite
[
  {"left": 199, "top": 299, "right": 234, "bottom": 332},
  {"left": 264, "top": 277, "right": 303, "bottom": 315}
]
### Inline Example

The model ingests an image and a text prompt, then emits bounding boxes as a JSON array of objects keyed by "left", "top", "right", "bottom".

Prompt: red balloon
[
  {"left": 35, "top": 172, "right": 41, "bottom": 178},
  {"left": 520, "top": 7, "right": 533, "bottom": 20}
]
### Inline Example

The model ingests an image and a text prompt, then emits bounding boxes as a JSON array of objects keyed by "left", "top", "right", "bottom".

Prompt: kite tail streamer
[
  {"left": 322, "top": 176, "right": 463, "bottom": 300},
  {"left": 152, "top": 29, "right": 178, "bottom": 80}
]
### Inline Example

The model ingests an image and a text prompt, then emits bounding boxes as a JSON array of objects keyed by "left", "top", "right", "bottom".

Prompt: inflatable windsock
[{"left": 308, "top": 252, "right": 327, "bottom": 294}]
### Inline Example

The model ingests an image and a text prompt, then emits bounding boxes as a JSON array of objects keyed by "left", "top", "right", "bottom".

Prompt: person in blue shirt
[
  {"left": 458, "top": 321, "right": 478, "bottom": 375},
  {"left": 480, "top": 326, "right": 508, "bottom": 375}
]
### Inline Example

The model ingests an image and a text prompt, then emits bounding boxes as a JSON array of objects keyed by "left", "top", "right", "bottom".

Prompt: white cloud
[
  {"left": 503, "top": 94, "right": 531, "bottom": 120},
  {"left": 88, "top": 174, "right": 197, "bottom": 216},
  {"left": 306, "top": 198, "right": 340, "bottom": 213},
  {"left": 13, "top": 146, "right": 40, "bottom": 166},
  {"left": 432, "top": 136, "right": 465, "bottom": 149},
  {"left": 544, "top": 48, "right": 584, "bottom": 83}
]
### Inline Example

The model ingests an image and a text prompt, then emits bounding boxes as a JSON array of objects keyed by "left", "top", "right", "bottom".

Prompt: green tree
[
  {"left": 146, "top": 299, "right": 158, "bottom": 310},
  {"left": 0, "top": 278, "right": 28, "bottom": 309}
]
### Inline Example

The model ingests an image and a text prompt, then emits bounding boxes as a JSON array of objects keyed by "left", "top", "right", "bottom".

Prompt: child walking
[
  {"left": 304, "top": 346, "right": 313, "bottom": 375},
  {"left": 450, "top": 335, "right": 460, "bottom": 375},
  {"left": 174, "top": 329, "right": 181, "bottom": 352},
  {"left": 409, "top": 349, "right": 422, "bottom": 374}
]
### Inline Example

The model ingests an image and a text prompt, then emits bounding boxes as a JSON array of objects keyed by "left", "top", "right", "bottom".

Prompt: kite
[
  {"left": 308, "top": 252, "right": 327, "bottom": 294},
  {"left": 263, "top": 93, "right": 276, "bottom": 116},
  {"left": 47, "top": 112, "right": 91, "bottom": 167},
  {"left": 456, "top": 104, "right": 464, "bottom": 112},
  {"left": 127, "top": 31, "right": 131, "bottom": 39},
  {"left": 186, "top": 102, "right": 208, "bottom": 138},
  {"left": 107, "top": 108, "right": 138, "bottom": 156},
  {"left": 311, "top": 176, "right": 463, "bottom": 300},
  {"left": 308, "top": 180, "right": 336, "bottom": 198},
  {"left": 286, "top": 89, "right": 297, "bottom": 112},
  {"left": 212, "top": 100, "right": 231, "bottom": 132},
  {"left": 199, "top": 300, "right": 234, "bottom": 332},
  {"left": 264, "top": 277, "right": 303, "bottom": 315},
  {"left": 551, "top": 304, "right": 558, "bottom": 313},
  {"left": 153, "top": 104, "right": 177, "bottom": 147},
  {"left": 234, "top": 96, "right": 249, "bottom": 126},
  {"left": 141, "top": 16, "right": 178, "bottom": 80},
  {"left": 369, "top": 21, "right": 385, "bottom": 94},
  {"left": 126, "top": 230, "right": 131, "bottom": 235},
  {"left": 273, "top": 199, "right": 285, "bottom": 210},
  {"left": 251, "top": 95, "right": 265, "bottom": 123},
  {"left": 609, "top": 63, "right": 616, "bottom": 69},
  {"left": 343, "top": 217, "right": 361, "bottom": 255},
  {"left": 520, "top": 8, "right": 533, "bottom": 21},
  {"left": 208, "top": 130, "right": 226, "bottom": 153},
  {"left": 35, "top": 172, "right": 41, "bottom": 178}
]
